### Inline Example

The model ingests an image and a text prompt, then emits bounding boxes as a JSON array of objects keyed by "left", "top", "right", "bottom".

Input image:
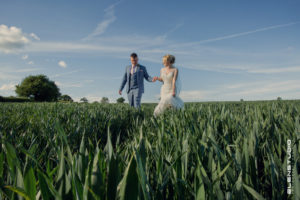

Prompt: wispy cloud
[
  {"left": 24, "top": 22, "right": 299, "bottom": 66},
  {"left": 26, "top": 41, "right": 134, "bottom": 53},
  {"left": 159, "top": 22, "right": 184, "bottom": 40},
  {"left": 52, "top": 70, "right": 81, "bottom": 78},
  {"left": 0, "top": 66, "right": 42, "bottom": 73},
  {"left": 55, "top": 81, "right": 82, "bottom": 88},
  {"left": 0, "top": 67, "right": 43, "bottom": 82},
  {"left": 247, "top": 66, "right": 300, "bottom": 74},
  {"left": 83, "top": 1, "right": 122, "bottom": 41},
  {"left": 18, "top": 20, "right": 300, "bottom": 78},
  {"left": 188, "top": 64, "right": 300, "bottom": 74},
  {"left": 96, "top": 76, "right": 122, "bottom": 80},
  {"left": 14, "top": 67, "right": 41, "bottom": 73},
  {"left": 55, "top": 80, "right": 94, "bottom": 89}
]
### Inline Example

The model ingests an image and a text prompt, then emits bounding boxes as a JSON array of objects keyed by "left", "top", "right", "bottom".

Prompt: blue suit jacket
[{"left": 119, "top": 64, "right": 153, "bottom": 94}]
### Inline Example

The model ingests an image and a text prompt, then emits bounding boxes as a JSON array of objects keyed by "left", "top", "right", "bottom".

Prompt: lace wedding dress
[{"left": 154, "top": 70, "right": 184, "bottom": 116}]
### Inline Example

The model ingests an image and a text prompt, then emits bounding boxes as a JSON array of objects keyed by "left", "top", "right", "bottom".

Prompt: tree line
[{"left": 0, "top": 74, "right": 125, "bottom": 103}]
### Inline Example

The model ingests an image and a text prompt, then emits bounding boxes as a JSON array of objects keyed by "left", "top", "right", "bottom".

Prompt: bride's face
[{"left": 163, "top": 60, "right": 170, "bottom": 67}]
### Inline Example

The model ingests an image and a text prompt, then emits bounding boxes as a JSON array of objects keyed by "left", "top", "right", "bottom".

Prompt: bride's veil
[{"left": 175, "top": 66, "right": 182, "bottom": 96}]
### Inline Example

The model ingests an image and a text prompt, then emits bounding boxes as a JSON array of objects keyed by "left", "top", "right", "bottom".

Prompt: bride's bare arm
[
  {"left": 172, "top": 68, "right": 178, "bottom": 96},
  {"left": 158, "top": 69, "right": 163, "bottom": 82}
]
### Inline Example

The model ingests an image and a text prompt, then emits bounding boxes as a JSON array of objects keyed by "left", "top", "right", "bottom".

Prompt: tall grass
[{"left": 0, "top": 101, "right": 299, "bottom": 199}]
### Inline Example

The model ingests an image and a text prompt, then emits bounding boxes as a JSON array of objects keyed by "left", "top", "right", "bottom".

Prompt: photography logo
[{"left": 286, "top": 139, "right": 293, "bottom": 195}]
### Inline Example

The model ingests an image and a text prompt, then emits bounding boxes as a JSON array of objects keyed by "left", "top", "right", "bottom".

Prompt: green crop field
[{"left": 0, "top": 101, "right": 299, "bottom": 200}]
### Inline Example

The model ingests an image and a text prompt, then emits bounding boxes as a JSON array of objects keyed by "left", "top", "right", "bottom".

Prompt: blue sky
[{"left": 0, "top": 0, "right": 300, "bottom": 102}]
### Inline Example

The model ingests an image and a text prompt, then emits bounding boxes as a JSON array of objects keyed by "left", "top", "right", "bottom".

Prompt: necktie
[{"left": 131, "top": 66, "right": 136, "bottom": 74}]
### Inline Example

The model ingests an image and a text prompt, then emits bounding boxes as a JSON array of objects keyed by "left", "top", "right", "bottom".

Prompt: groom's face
[{"left": 131, "top": 57, "right": 138, "bottom": 66}]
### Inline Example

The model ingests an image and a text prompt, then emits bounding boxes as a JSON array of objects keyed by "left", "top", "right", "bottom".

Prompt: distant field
[{"left": 0, "top": 101, "right": 299, "bottom": 199}]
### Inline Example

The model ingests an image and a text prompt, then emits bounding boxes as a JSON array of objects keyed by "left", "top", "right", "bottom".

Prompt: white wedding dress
[{"left": 154, "top": 70, "right": 184, "bottom": 116}]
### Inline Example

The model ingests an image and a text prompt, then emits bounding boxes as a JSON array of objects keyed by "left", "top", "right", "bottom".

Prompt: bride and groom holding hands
[{"left": 118, "top": 53, "right": 184, "bottom": 116}]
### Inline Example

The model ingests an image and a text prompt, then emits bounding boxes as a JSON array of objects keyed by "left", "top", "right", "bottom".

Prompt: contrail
[{"left": 175, "top": 21, "right": 300, "bottom": 47}]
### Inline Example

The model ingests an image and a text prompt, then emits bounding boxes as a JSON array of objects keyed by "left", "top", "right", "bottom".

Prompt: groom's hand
[
  {"left": 152, "top": 76, "right": 157, "bottom": 82},
  {"left": 119, "top": 90, "right": 122, "bottom": 95}
]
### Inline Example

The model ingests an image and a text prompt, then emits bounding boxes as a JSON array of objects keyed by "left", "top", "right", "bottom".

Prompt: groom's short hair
[{"left": 130, "top": 53, "right": 138, "bottom": 58}]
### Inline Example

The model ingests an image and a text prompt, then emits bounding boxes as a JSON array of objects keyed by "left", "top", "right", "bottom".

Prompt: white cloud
[
  {"left": 30, "top": 33, "right": 40, "bottom": 41},
  {"left": 0, "top": 24, "right": 30, "bottom": 53},
  {"left": 0, "top": 83, "right": 16, "bottom": 91},
  {"left": 58, "top": 60, "right": 67, "bottom": 68},
  {"left": 22, "top": 54, "right": 28, "bottom": 60}
]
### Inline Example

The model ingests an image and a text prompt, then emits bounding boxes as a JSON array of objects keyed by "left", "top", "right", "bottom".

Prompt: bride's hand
[{"left": 172, "top": 91, "right": 176, "bottom": 97}]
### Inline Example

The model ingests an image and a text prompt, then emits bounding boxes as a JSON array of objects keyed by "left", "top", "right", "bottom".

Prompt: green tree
[
  {"left": 80, "top": 97, "right": 88, "bottom": 103},
  {"left": 117, "top": 97, "right": 125, "bottom": 103},
  {"left": 101, "top": 97, "right": 109, "bottom": 104},
  {"left": 59, "top": 94, "right": 73, "bottom": 102},
  {"left": 15, "top": 74, "right": 60, "bottom": 101}
]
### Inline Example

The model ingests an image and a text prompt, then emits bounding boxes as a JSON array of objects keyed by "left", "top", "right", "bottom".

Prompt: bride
[{"left": 154, "top": 54, "right": 184, "bottom": 116}]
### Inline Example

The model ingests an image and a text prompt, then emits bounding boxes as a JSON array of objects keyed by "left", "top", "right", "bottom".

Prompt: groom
[{"left": 119, "top": 53, "right": 157, "bottom": 108}]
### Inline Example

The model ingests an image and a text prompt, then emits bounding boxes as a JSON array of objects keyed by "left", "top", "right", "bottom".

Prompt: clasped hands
[{"left": 152, "top": 76, "right": 159, "bottom": 82}]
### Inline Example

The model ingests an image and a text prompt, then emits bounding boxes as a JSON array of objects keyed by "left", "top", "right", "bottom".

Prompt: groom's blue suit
[{"left": 119, "top": 64, "right": 153, "bottom": 108}]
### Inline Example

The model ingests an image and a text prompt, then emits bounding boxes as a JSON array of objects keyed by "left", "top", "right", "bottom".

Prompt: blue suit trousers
[{"left": 127, "top": 88, "right": 142, "bottom": 108}]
